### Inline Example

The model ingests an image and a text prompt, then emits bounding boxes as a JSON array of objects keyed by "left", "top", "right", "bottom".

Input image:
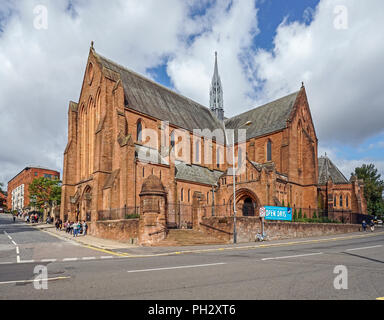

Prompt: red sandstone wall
[
  {"left": 200, "top": 217, "right": 361, "bottom": 243},
  {"left": 89, "top": 219, "right": 139, "bottom": 243}
]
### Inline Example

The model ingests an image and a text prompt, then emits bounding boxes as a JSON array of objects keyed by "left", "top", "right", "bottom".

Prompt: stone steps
[{"left": 154, "top": 229, "right": 227, "bottom": 246}]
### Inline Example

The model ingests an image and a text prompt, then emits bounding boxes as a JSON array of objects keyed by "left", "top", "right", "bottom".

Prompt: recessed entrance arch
[{"left": 228, "top": 188, "right": 260, "bottom": 217}]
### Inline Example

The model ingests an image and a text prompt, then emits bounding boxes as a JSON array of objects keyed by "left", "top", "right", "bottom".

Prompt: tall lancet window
[
  {"left": 238, "top": 148, "right": 243, "bottom": 168},
  {"left": 195, "top": 140, "right": 200, "bottom": 163},
  {"left": 137, "top": 121, "right": 142, "bottom": 142},
  {"left": 267, "top": 140, "right": 272, "bottom": 162}
]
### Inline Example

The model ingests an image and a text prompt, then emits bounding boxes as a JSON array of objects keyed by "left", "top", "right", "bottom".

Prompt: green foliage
[
  {"left": 313, "top": 211, "right": 317, "bottom": 219},
  {"left": 282, "top": 200, "right": 285, "bottom": 207},
  {"left": 293, "top": 208, "right": 297, "bottom": 221},
  {"left": 353, "top": 164, "right": 384, "bottom": 216},
  {"left": 0, "top": 182, "right": 4, "bottom": 194},
  {"left": 29, "top": 177, "right": 62, "bottom": 210},
  {"left": 125, "top": 213, "right": 140, "bottom": 219},
  {"left": 298, "top": 208, "right": 303, "bottom": 219}
]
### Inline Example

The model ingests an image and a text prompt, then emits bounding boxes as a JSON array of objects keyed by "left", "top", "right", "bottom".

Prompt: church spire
[{"left": 210, "top": 52, "right": 224, "bottom": 121}]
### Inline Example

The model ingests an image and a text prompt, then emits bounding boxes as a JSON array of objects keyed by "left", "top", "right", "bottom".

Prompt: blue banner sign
[{"left": 264, "top": 206, "right": 292, "bottom": 221}]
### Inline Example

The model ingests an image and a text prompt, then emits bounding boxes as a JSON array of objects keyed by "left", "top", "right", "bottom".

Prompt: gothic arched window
[
  {"left": 267, "top": 140, "right": 272, "bottom": 162},
  {"left": 195, "top": 140, "right": 200, "bottom": 163},
  {"left": 340, "top": 195, "right": 343, "bottom": 207},
  {"left": 216, "top": 148, "right": 220, "bottom": 169},
  {"left": 346, "top": 195, "right": 349, "bottom": 208},
  {"left": 170, "top": 131, "right": 175, "bottom": 149},
  {"left": 238, "top": 148, "right": 243, "bottom": 167},
  {"left": 137, "top": 120, "right": 142, "bottom": 142},
  {"left": 181, "top": 188, "right": 184, "bottom": 202}
]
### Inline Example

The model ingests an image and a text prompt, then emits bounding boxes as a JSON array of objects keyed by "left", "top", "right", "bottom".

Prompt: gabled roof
[
  {"left": 318, "top": 156, "right": 349, "bottom": 185},
  {"left": 175, "top": 162, "right": 223, "bottom": 186},
  {"left": 225, "top": 91, "right": 299, "bottom": 141},
  {"left": 93, "top": 50, "right": 224, "bottom": 134}
]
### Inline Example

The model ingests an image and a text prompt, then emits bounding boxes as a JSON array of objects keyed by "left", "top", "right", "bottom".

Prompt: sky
[{"left": 0, "top": 0, "right": 383, "bottom": 185}]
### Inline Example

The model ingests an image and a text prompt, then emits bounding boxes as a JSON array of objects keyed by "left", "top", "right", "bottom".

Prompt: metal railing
[
  {"left": 97, "top": 207, "right": 140, "bottom": 221},
  {"left": 200, "top": 204, "right": 372, "bottom": 225}
]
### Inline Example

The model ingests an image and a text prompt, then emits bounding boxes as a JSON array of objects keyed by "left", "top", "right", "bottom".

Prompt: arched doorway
[
  {"left": 242, "top": 197, "right": 255, "bottom": 216},
  {"left": 228, "top": 188, "right": 260, "bottom": 217},
  {"left": 80, "top": 186, "right": 92, "bottom": 222}
]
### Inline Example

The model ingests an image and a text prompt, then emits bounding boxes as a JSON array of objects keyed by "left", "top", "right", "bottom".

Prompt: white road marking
[
  {"left": 40, "top": 259, "right": 57, "bottom": 262},
  {"left": 16, "top": 256, "right": 20, "bottom": 263},
  {"left": 16, "top": 247, "right": 19, "bottom": 254},
  {"left": 82, "top": 257, "right": 96, "bottom": 260},
  {"left": 0, "top": 276, "right": 70, "bottom": 285},
  {"left": 62, "top": 258, "right": 78, "bottom": 262},
  {"left": 127, "top": 262, "right": 227, "bottom": 273},
  {"left": 11, "top": 240, "right": 17, "bottom": 246},
  {"left": 20, "top": 260, "right": 35, "bottom": 263},
  {"left": 0, "top": 262, "right": 13, "bottom": 265},
  {"left": 100, "top": 256, "right": 114, "bottom": 259},
  {"left": 262, "top": 252, "right": 324, "bottom": 261},
  {"left": 346, "top": 245, "right": 382, "bottom": 252}
]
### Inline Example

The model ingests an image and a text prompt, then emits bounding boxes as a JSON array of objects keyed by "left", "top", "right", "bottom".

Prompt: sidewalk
[
  {"left": 32, "top": 223, "right": 138, "bottom": 250},
  {"left": 30, "top": 221, "right": 384, "bottom": 256}
]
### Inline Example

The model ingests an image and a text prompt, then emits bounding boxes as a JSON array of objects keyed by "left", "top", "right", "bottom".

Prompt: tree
[
  {"left": 29, "top": 177, "right": 62, "bottom": 211},
  {"left": 352, "top": 164, "right": 384, "bottom": 216},
  {"left": 0, "top": 182, "right": 4, "bottom": 194}
]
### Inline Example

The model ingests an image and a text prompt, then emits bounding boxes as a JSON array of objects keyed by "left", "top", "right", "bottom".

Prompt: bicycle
[{"left": 255, "top": 232, "right": 268, "bottom": 242}]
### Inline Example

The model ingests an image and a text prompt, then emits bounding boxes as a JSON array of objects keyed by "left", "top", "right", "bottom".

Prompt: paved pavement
[{"left": 1, "top": 213, "right": 383, "bottom": 300}]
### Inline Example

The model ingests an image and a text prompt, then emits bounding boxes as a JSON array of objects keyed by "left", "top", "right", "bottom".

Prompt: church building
[{"left": 60, "top": 44, "right": 366, "bottom": 228}]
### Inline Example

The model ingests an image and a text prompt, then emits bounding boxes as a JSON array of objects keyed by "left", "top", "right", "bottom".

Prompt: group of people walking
[{"left": 56, "top": 219, "right": 88, "bottom": 237}]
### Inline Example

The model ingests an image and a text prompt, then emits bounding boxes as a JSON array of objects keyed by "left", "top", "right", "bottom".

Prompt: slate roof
[
  {"left": 175, "top": 162, "right": 223, "bottom": 186},
  {"left": 92, "top": 50, "right": 301, "bottom": 143},
  {"left": 318, "top": 156, "right": 349, "bottom": 185},
  {"left": 93, "top": 50, "right": 224, "bottom": 134},
  {"left": 135, "top": 145, "right": 169, "bottom": 165},
  {"left": 224, "top": 91, "right": 299, "bottom": 141}
]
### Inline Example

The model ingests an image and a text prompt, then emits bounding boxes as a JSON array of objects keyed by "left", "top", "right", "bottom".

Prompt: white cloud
[
  {"left": 0, "top": 0, "right": 195, "bottom": 184},
  {"left": 252, "top": 0, "right": 384, "bottom": 147},
  {"left": 167, "top": 0, "right": 259, "bottom": 114},
  {"left": 0, "top": 0, "right": 260, "bottom": 184}
]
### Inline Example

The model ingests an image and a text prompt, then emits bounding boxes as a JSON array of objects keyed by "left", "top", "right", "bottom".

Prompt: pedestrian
[
  {"left": 362, "top": 220, "right": 367, "bottom": 232},
  {"left": 369, "top": 220, "right": 375, "bottom": 232},
  {"left": 13, "top": 215, "right": 16, "bottom": 223},
  {"left": 73, "top": 221, "right": 79, "bottom": 237},
  {"left": 82, "top": 221, "right": 87, "bottom": 236}
]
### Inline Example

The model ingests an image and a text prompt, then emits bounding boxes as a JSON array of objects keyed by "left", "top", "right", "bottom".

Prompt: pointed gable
[
  {"left": 318, "top": 156, "right": 349, "bottom": 185},
  {"left": 225, "top": 91, "right": 299, "bottom": 141}
]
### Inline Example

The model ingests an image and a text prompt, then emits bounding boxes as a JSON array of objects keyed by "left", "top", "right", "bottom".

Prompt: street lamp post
[{"left": 223, "top": 121, "right": 252, "bottom": 244}]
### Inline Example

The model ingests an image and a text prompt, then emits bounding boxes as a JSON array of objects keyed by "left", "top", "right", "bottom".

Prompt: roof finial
[
  {"left": 91, "top": 41, "right": 94, "bottom": 49},
  {"left": 301, "top": 81, "right": 304, "bottom": 88}
]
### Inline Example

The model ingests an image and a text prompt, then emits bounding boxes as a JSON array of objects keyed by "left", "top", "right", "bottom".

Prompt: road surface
[{"left": 0, "top": 213, "right": 383, "bottom": 300}]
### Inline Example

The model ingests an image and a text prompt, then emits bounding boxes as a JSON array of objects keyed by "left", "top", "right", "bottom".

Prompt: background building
[{"left": 7, "top": 167, "right": 60, "bottom": 212}]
